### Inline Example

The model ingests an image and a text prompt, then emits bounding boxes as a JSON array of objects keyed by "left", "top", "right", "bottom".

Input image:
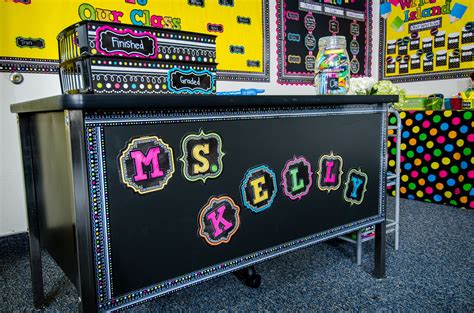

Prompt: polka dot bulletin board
[{"left": 387, "top": 110, "right": 473, "bottom": 209}]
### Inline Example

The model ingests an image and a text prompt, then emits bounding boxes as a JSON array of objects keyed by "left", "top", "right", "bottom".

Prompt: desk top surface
[{"left": 10, "top": 94, "right": 398, "bottom": 114}]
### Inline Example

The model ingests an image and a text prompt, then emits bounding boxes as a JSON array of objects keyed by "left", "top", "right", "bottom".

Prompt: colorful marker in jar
[{"left": 314, "top": 36, "right": 350, "bottom": 95}]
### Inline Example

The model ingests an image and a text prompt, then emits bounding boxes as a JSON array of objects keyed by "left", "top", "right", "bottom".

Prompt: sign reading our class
[{"left": 118, "top": 131, "right": 370, "bottom": 246}]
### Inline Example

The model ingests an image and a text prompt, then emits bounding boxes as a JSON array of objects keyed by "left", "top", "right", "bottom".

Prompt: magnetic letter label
[
  {"left": 281, "top": 156, "right": 313, "bottom": 200},
  {"left": 241, "top": 165, "right": 278, "bottom": 213},
  {"left": 343, "top": 169, "right": 368, "bottom": 205},
  {"left": 317, "top": 152, "right": 344, "bottom": 192},
  {"left": 198, "top": 196, "right": 240, "bottom": 246},
  {"left": 179, "top": 130, "right": 225, "bottom": 183},
  {"left": 119, "top": 136, "right": 174, "bottom": 194}
]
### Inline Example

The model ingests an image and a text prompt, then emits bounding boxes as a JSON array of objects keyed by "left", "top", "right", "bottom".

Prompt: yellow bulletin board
[
  {"left": 380, "top": 0, "right": 473, "bottom": 82},
  {"left": 0, "top": 0, "right": 269, "bottom": 81}
]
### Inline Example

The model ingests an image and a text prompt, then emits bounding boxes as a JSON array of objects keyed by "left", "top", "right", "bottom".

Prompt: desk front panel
[{"left": 84, "top": 105, "right": 387, "bottom": 311}]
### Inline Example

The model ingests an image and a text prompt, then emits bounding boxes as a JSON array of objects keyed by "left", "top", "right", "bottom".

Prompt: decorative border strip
[
  {"left": 86, "top": 25, "right": 216, "bottom": 64},
  {"left": 0, "top": 56, "right": 58, "bottom": 73},
  {"left": 84, "top": 106, "right": 387, "bottom": 311},
  {"left": 379, "top": 104, "right": 388, "bottom": 218},
  {"left": 84, "top": 106, "right": 387, "bottom": 125},
  {"left": 86, "top": 126, "right": 114, "bottom": 303},
  {"left": 276, "top": 0, "right": 373, "bottom": 85}
]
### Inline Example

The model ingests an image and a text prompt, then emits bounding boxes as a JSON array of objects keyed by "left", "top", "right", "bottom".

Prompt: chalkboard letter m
[
  {"left": 130, "top": 147, "right": 164, "bottom": 182},
  {"left": 119, "top": 136, "right": 175, "bottom": 194}
]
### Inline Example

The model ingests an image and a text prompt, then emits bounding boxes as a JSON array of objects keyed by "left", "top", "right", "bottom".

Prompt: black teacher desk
[{"left": 11, "top": 95, "right": 396, "bottom": 312}]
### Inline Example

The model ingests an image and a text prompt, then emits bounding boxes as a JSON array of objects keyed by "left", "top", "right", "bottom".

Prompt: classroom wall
[
  {"left": 0, "top": 1, "right": 471, "bottom": 236},
  {"left": 0, "top": 74, "right": 61, "bottom": 236}
]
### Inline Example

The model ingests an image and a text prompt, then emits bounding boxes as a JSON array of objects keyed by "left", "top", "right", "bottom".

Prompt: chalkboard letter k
[{"left": 207, "top": 205, "right": 233, "bottom": 237}]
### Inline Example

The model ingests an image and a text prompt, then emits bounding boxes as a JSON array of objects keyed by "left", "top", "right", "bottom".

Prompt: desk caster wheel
[
  {"left": 234, "top": 266, "right": 261, "bottom": 288},
  {"left": 245, "top": 273, "right": 261, "bottom": 288}
]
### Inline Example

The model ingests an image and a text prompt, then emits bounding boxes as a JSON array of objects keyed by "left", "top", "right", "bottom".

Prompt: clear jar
[{"left": 314, "top": 36, "right": 350, "bottom": 95}]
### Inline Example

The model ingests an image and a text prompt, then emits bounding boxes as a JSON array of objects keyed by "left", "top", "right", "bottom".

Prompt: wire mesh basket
[{"left": 57, "top": 21, "right": 217, "bottom": 94}]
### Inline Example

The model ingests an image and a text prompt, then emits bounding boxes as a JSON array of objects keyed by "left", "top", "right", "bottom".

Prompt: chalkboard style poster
[
  {"left": 0, "top": 0, "right": 270, "bottom": 82},
  {"left": 379, "top": 0, "right": 473, "bottom": 82},
  {"left": 276, "top": 0, "right": 373, "bottom": 85}
]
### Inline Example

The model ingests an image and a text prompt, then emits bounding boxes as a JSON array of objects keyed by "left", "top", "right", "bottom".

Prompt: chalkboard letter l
[
  {"left": 324, "top": 161, "right": 337, "bottom": 183},
  {"left": 290, "top": 168, "right": 305, "bottom": 192}
]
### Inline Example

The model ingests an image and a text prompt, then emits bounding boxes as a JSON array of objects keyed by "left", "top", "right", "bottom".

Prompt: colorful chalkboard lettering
[
  {"left": 218, "top": 0, "right": 234, "bottom": 6},
  {"left": 304, "top": 13, "right": 316, "bottom": 32},
  {"left": 317, "top": 152, "right": 344, "bottom": 192},
  {"left": 207, "top": 23, "right": 224, "bottom": 33},
  {"left": 247, "top": 60, "right": 261, "bottom": 67},
  {"left": 179, "top": 130, "right": 225, "bottom": 183},
  {"left": 95, "top": 25, "right": 158, "bottom": 58},
  {"left": 241, "top": 165, "right": 278, "bottom": 213},
  {"left": 168, "top": 68, "right": 214, "bottom": 94},
  {"left": 237, "top": 16, "right": 251, "bottom": 25},
  {"left": 119, "top": 136, "right": 174, "bottom": 194},
  {"left": 286, "top": 11, "right": 300, "bottom": 21},
  {"left": 329, "top": 19, "right": 339, "bottom": 34},
  {"left": 288, "top": 55, "right": 302, "bottom": 64},
  {"left": 198, "top": 196, "right": 240, "bottom": 246},
  {"left": 15, "top": 37, "right": 45, "bottom": 49},
  {"left": 281, "top": 156, "right": 313, "bottom": 200},
  {"left": 230, "top": 45, "right": 245, "bottom": 54},
  {"left": 343, "top": 169, "right": 368, "bottom": 205},
  {"left": 287, "top": 33, "right": 301, "bottom": 42},
  {"left": 188, "top": 0, "right": 204, "bottom": 7}
]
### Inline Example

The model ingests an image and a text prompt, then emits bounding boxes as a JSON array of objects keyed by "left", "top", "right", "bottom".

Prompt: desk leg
[
  {"left": 19, "top": 115, "right": 45, "bottom": 308},
  {"left": 374, "top": 221, "right": 386, "bottom": 278}
]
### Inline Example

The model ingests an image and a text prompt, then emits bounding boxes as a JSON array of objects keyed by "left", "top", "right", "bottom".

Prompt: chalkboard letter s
[
  {"left": 179, "top": 131, "right": 225, "bottom": 183},
  {"left": 192, "top": 144, "right": 210, "bottom": 174}
]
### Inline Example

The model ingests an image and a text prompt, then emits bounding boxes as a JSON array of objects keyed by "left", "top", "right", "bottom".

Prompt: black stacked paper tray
[{"left": 57, "top": 21, "right": 217, "bottom": 95}]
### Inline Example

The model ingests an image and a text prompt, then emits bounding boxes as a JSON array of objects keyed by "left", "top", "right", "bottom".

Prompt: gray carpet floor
[{"left": 1, "top": 197, "right": 473, "bottom": 312}]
